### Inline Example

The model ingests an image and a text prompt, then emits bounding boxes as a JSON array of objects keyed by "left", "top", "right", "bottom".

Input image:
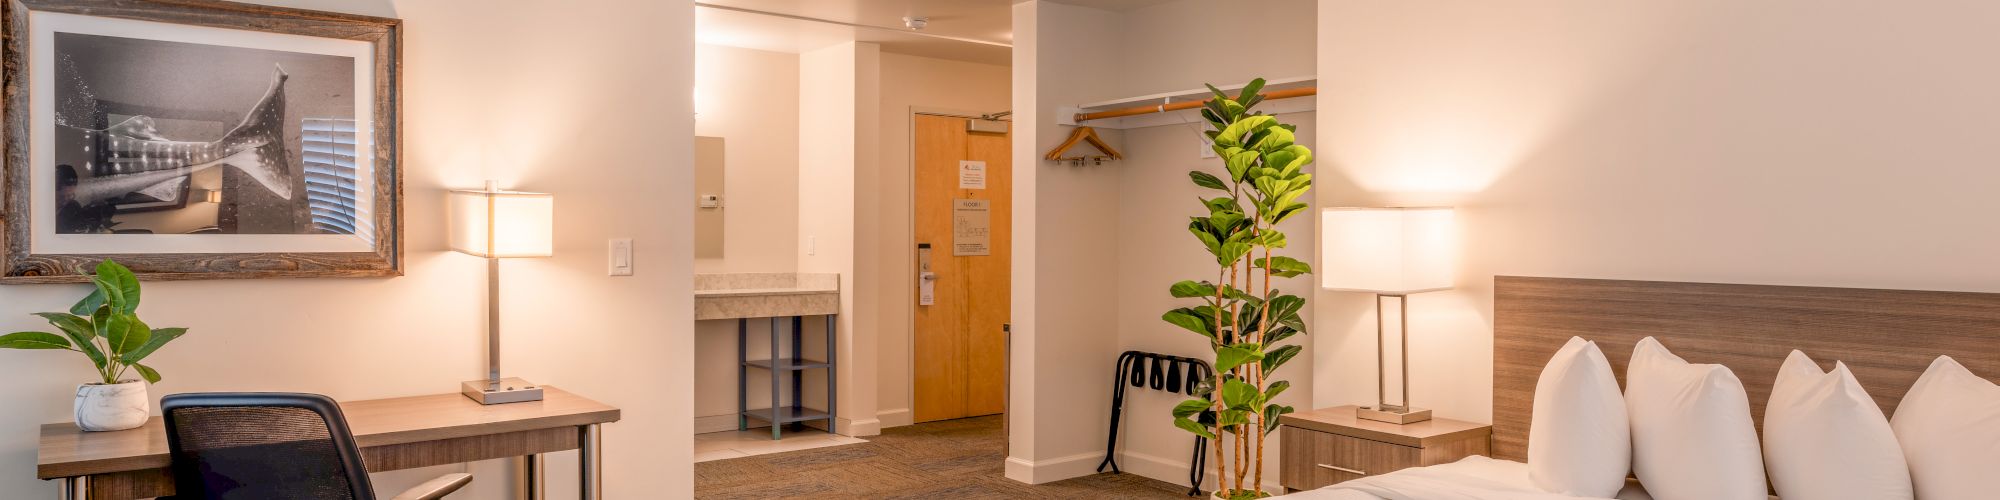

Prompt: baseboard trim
[
  {"left": 1118, "top": 450, "right": 1204, "bottom": 491},
  {"left": 695, "top": 408, "right": 934, "bottom": 434},
  {"left": 838, "top": 417, "right": 881, "bottom": 436},
  {"left": 694, "top": 413, "right": 850, "bottom": 435},
  {"left": 1002, "top": 451, "right": 1102, "bottom": 485},
  {"left": 877, "top": 408, "right": 913, "bottom": 428},
  {"left": 694, "top": 413, "right": 739, "bottom": 434},
  {"left": 1115, "top": 450, "right": 1281, "bottom": 494},
  {"left": 1004, "top": 456, "right": 1037, "bottom": 484}
]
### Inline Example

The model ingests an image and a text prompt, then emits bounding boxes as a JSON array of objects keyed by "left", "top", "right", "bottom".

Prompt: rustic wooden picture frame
[{"left": 1, "top": 0, "right": 401, "bottom": 283}]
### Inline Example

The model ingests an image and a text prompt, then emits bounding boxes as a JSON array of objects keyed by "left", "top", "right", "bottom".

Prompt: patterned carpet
[{"left": 695, "top": 416, "right": 1194, "bottom": 499}]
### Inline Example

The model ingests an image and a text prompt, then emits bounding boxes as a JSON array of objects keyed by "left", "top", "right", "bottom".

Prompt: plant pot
[
  {"left": 1212, "top": 489, "right": 1275, "bottom": 500},
  {"left": 75, "top": 380, "right": 149, "bottom": 432}
]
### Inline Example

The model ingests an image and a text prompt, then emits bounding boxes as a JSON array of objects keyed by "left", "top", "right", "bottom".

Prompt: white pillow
[
  {"left": 1763, "top": 350, "right": 1912, "bottom": 500},
  {"left": 1528, "top": 336, "right": 1630, "bottom": 497},
  {"left": 1891, "top": 355, "right": 2000, "bottom": 500},
  {"left": 1624, "top": 337, "right": 1765, "bottom": 500}
]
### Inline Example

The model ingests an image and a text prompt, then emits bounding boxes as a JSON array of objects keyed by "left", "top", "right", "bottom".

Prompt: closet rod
[{"left": 1074, "top": 87, "right": 1317, "bottom": 123}]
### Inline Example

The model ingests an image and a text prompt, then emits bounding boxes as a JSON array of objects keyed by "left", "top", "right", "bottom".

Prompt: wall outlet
[
  {"left": 806, "top": 235, "right": 817, "bottom": 256},
  {"left": 698, "top": 194, "right": 722, "bottom": 208},
  {"left": 608, "top": 238, "right": 633, "bottom": 276}
]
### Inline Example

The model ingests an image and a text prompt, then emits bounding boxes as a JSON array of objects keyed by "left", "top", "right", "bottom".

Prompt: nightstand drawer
[
  {"left": 1280, "top": 427, "right": 1418, "bottom": 491},
  {"left": 1278, "top": 406, "right": 1492, "bottom": 493}
]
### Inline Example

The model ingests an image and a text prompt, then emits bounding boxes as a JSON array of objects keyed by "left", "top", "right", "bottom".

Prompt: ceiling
[
  {"left": 694, "top": 0, "right": 1180, "bottom": 65},
  {"left": 696, "top": 0, "right": 1012, "bottom": 65},
  {"left": 1049, "top": 0, "right": 1180, "bottom": 11}
]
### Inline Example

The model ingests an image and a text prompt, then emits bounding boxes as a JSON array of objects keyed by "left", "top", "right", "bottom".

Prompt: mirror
[{"left": 695, "top": 136, "right": 724, "bottom": 259}]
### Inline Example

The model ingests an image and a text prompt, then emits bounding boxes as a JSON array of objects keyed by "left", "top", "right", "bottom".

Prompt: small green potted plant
[{"left": 0, "top": 260, "right": 187, "bottom": 431}]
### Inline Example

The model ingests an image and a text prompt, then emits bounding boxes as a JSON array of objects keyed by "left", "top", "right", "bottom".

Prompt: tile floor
[{"left": 693, "top": 427, "right": 868, "bottom": 463}]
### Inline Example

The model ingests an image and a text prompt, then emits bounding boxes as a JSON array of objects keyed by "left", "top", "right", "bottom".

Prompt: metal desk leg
[
  {"left": 57, "top": 477, "right": 87, "bottom": 500},
  {"left": 517, "top": 454, "right": 545, "bottom": 500},
  {"left": 580, "top": 424, "right": 603, "bottom": 500}
]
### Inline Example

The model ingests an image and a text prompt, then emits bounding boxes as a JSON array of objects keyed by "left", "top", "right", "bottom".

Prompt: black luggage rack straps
[{"left": 1098, "top": 350, "right": 1215, "bottom": 497}]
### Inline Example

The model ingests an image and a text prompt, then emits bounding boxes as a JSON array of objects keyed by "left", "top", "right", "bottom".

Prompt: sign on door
[{"left": 953, "top": 199, "right": 991, "bottom": 256}]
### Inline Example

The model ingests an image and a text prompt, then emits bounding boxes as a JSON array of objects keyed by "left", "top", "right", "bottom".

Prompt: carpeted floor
[{"left": 695, "top": 415, "right": 1194, "bottom": 499}]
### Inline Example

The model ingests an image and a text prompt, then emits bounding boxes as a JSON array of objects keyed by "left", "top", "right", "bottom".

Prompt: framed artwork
[{"left": 1, "top": 0, "right": 401, "bottom": 283}]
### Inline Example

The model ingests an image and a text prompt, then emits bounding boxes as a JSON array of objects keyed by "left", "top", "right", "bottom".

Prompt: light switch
[
  {"left": 698, "top": 194, "right": 722, "bottom": 208},
  {"left": 608, "top": 238, "right": 633, "bottom": 276}
]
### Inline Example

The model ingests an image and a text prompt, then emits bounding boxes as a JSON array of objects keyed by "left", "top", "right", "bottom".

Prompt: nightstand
[{"left": 1278, "top": 405, "right": 1492, "bottom": 492}]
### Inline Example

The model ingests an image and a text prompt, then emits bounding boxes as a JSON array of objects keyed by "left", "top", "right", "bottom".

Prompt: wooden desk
[{"left": 37, "top": 386, "right": 620, "bottom": 500}]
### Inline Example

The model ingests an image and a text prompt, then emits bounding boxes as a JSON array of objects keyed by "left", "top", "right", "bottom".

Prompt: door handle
[
  {"left": 1316, "top": 463, "right": 1365, "bottom": 475},
  {"left": 918, "top": 243, "right": 936, "bottom": 306}
]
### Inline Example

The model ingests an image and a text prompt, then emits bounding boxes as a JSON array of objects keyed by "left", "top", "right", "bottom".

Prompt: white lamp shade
[
  {"left": 449, "top": 188, "right": 554, "bottom": 258},
  {"left": 1320, "top": 207, "right": 1455, "bottom": 294}
]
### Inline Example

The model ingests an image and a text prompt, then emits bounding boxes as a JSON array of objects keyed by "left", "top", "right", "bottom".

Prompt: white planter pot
[
  {"left": 1212, "top": 488, "right": 1274, "bottom": 500},
  {"left": 75, "top": 380, "right": 149, "bottom": 432}
]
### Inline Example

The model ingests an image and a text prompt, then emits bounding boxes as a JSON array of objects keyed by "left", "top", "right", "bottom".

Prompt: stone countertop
[
  {"left": 694, "top": 287, "right": 838, "bottom": 298},
  {"left": 694, "top": 273, "right": 840, "bottom": 320}
]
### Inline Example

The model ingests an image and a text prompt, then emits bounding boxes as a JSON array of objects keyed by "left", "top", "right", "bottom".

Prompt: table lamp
[
  {"left": 1320, "top": 207, "right": 1455, "bottom": 424},
  {"left": 449, "top": 181, "right": 554, "bottom": 404}
]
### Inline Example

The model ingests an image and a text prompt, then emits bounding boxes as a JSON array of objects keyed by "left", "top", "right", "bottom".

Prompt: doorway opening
[{"left": 910, "top": 112, "right": 1012, "bottom": 424}]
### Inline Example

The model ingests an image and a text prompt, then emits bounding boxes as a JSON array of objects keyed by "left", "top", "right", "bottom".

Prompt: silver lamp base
[
  {"left": 1357, "top": 405, "right": 1433, "bottom": 425},
  {"left": 462, "top": 377, "right": 545, "bottom": 405}
]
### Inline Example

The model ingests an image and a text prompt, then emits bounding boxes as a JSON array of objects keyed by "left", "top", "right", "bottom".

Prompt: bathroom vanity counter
[
  {"left": 694, "top": 273, "right": 841, "bottom": 439},
  {"left": 694, "top": 273, "right": 839, "bottom": 320}
]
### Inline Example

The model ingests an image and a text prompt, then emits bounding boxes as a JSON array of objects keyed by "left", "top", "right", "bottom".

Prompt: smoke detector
[{"left": 903, "top": 16, "right": 928, "bottom": 30}]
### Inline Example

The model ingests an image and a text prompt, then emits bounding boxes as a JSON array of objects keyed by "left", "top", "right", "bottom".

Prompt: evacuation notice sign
[{"left": 952, "top": 198, "right": 991, "bottom": 256}]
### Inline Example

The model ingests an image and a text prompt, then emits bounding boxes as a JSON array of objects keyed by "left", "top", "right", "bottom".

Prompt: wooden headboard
[{"left": 1492, "top": 276, "right": 2000, "bottom": 461}]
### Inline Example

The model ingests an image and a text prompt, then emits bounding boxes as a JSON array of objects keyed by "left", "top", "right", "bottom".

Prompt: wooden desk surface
[
  {"left": 1278, "top": 405, "right": 1490, "bottom": 448},
  {"left": 38, "top": 386, "right": 620, "bottom": 480}
]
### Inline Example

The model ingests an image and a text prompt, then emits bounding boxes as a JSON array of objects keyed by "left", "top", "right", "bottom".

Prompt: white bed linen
[{"left": 1274, "top": 456, "right": 1645, "bottom": 500}]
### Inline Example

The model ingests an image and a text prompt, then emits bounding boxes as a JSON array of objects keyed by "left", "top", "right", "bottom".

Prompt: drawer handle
[{"left": 1316, "top": 464, "right": 1366, "bottom": 475}]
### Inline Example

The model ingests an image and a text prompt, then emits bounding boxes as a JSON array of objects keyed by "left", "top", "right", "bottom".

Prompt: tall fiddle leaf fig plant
[
  {"left": 0, "top": 260, "right": 188, "bottom": 385},
  {"left": 1162, "top": 78, "right": 1313, "bottom": 500}
]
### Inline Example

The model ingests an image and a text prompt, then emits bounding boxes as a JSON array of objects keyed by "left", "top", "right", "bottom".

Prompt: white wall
[
  {"left": 871, "top": 52, "right": 1011, "bottom": 428},
  {"left": 1314, "top": 0, "right": 2000, "bottom": 424},
  {"left": 1009, "top": 0, "right": 1129, "bottom": 484},
  {"left": 797, "top": 41, "right": 883, "bottom": 436},
  {"left": 0, "top": 1, "right": 696, "bottom": 498},
  {"left": 1010, "top": 0, "right": 1315, "bottom": 488},
  {"left": 694, "top": 44, "right": 800, "bottom": 274},
  {"left": 691, "top": 43, "right": 800, "bottom": 430},
  {"left": 1112, "top": 0, "right": 1317, "bottom": 97}
]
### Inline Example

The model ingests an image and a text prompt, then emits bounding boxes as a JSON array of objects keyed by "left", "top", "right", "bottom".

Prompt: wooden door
[{"left": 912, "top": 114, "right": 1011, "bottom": 423}]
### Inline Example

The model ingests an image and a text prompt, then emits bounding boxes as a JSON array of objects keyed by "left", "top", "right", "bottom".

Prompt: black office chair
[{"left": 161, "top": 393, "right": 472, "bottom": 500}]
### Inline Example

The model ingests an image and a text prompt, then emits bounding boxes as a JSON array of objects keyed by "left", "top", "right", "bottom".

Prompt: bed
[{"left": 1280, "top": 276, "right": 2000, "bottom": 499}]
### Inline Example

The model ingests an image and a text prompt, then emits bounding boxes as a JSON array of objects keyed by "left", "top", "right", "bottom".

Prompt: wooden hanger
[{"left": 1045, "top": 126, "right": 1123, "bottom": 165}]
